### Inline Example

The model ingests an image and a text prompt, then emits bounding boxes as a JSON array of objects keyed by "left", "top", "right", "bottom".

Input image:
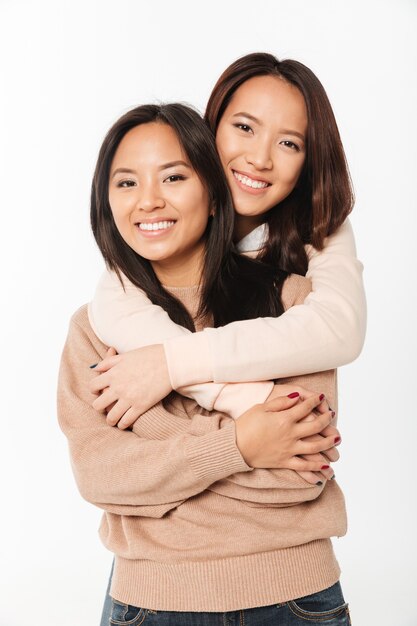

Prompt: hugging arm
[
  {"left": 57, "top": 308, "right": 251, "bottom": 518},
  {"left": 89, "top": 271, "right": 273, "bottom": 419},
  {"left": 91, "top": 220, "right": 365, "bottom": 421},
  {"left": 165, "top": 219, "right": 366, "bottom": 387}
]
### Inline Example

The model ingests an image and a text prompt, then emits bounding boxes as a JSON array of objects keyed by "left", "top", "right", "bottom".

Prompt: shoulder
[
  {"left": 66, "top": 304, "right": 108, "bottom": 355},
  {"left": 281, "top": 274, "right": 312, "bottom": 310}
]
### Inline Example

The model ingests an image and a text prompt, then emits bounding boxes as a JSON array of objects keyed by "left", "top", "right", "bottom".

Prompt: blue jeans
[{"left": 100, "top": 571, "right": 351, "bottom": 625}]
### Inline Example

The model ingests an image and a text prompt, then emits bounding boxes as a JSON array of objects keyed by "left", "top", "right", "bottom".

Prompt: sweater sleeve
[
  {"left": 57, "top": 308, "right": 251, "bottom": 517},
  {"left": 88, "top": 270, "right": 273, "bottom": 418},
  {"left": 164, "top": 218, "right": 366, "bottom": 386}
]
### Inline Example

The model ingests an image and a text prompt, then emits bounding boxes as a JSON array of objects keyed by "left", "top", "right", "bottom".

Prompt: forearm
[
  {"left": 164, "top": 218, "right": 366, "bottom": 386},
  {"left": 90, "top": 269, "right": 272, "bottom": 414},
  {"left": 209, "top": 467, "right": 324, "bottom": 506},
  {"left": 58, "top": 310, "right": 250, "bottom": 515}
]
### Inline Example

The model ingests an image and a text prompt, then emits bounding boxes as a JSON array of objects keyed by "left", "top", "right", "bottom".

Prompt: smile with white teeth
[
  {"left": 138, "top": 220, "right": 176, "bottom": 231},
  {"left": 233, "top": 171, "right": 270, "bottom": 189}
]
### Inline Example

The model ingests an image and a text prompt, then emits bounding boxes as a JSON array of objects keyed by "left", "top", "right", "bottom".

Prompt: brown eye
[
  {"left": 234, "top": 123, "right": 253, "bottom": 133},
  {"left": 280, "top": 140, "right": 300, "bottom": 152},
  {"left": 164, "top": 175, "right": 186, "bottom": 183},
  {"left": 117, "top": 179, "right": 136, "bottom": 188}
]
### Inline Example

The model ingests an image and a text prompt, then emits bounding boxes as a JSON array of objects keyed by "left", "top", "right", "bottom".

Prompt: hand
[
  {"left": 235, "top": 393, "right": 338, "bottom": 472},
  {"left": 267, "top": 382, "right": 332, "bottom": 414},
  {"left": 265, "top": 383, "right": 340, "bottom": 484},
  {"left": 89, "top": 344, "right": 172, "bottom": 428}
]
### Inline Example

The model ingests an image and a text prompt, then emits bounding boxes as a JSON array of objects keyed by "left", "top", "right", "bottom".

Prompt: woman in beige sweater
[{"left": 58, "top": 102, "right": 350, "bottom": 624}]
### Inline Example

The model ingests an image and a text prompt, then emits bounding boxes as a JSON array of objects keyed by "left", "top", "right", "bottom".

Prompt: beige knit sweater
[{"left": 57, "top": 274, "right": 347, "bottom": 612}]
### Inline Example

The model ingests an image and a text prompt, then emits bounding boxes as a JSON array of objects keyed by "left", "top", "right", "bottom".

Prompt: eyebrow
[
  {"left": 232, "top": 112, "right": 306, "bottom": 142},
  {"left": 111, "top": 161, "right": 191, "bottom": 179},
  {"left": 158, "top": 160, "right": 191, "bottom": 171},
  {"left": 232, "top": 112, "right": 261, "bottom": 124}
]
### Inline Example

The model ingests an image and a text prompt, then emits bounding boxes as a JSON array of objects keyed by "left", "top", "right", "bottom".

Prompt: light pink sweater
[{"left": 89, "top": 218, "right": 366, "bottom": 418}]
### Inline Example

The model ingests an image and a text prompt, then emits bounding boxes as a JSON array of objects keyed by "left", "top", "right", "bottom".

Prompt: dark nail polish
[
  {"left": 334, "top": 436, "right": 341, "bottom": 444},
  {"left": 319, "top": 394, "right": 325, "bottom": 401},
  {"left": 330, "top": 474, "right": 336, "bottom": 480},
  {"left": 316, "top": 480, "right": 323, "bottom": 486},
  {"left": 321, "top": 465, "right": 330, "bottom": 470},
  {"left": 89, "top": 363, "right": 98, "bottom": 369},
  {"left": 287, "top": 392, "right": 299, "bottom": 398},
  {"left": 331, "top": 411, "right": 336, "bottom": 418}
]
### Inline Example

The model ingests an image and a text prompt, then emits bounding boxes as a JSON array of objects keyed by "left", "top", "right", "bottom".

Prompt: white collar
[{"left": 236, "top": 223, "right": 268, "bottom": 253}]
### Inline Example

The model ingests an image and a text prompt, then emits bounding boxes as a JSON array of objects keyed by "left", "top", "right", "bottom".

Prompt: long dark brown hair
[
  {"left": 205, "top": 52, "right": 354, "bottom": 275},
  {"left": 91, "top": 103, "right": 286, "bottom": 330}
]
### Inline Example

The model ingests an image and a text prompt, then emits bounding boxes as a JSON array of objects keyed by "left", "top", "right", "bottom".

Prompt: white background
[{"left": 1, "top": 1, "right": 416, "bottom": 624}]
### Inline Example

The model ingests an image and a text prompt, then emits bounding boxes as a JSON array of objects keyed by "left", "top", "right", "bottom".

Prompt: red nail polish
[
  {"left": 334, "top": 436, "right": 341, "bottom": 444},
  {"left": 321, "top": 465, "right": 330, "bottom": 470},
  {"left": 319, "top": 394, "right": 325, "bottom": 401},
  {"left": 287, "top": 392, "right": 299, "bottom": 398}
]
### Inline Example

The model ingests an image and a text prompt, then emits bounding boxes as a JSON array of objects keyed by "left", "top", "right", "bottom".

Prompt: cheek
[
  {"left": 279, "top": 156, "right": 305, "bottom": 186},
  {"left": 216, "top": 129, "right": 236, "bottom": 166}
]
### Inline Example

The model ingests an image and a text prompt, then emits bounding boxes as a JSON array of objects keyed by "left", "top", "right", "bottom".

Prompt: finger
[
  {"left": 295, "top": 410, "right": 334, "bottom": 437},
  {"left": 90, "top": 372, "right": 110, "bottom": 394},
  {"left": 284, "top": 456, "right": 334, "bottom": 473},
  {"left": 92, "top": 388, "right": 118, "bottom": 412},
  {"left": 301, "top": 434, "right": 340, "bottom": 462},
  {"left": 301, "top": 454, "right": 335, "bottom": 479},
  {"left": 296, "top": 433, "right": 339, "bottom": 456},
  {"left": 106, "top": 399, "right": 133, "bottom": 427},
  {"left": 296, "top": 470, "right": 325, "bottom": 485},
  {"left": 268, "top": 394, "right": 326, "bottom": 421},
  {"left": 117, "top": 406, "right": 142, "bottom": 430},
  {"left": 106, "top": 347, "right": 118, "bottom": 357},
  {"left": 320, "top": 446, "right": 340, "bottom": 463},
  {"left": 318, "top": 424, "right": 341, "bottom": 440},
  {"left": 93, "top": 354, "right": 121, "bottom": 373},
  {"left": 263, "top": 393, "right": 301, "bottom": 412}
]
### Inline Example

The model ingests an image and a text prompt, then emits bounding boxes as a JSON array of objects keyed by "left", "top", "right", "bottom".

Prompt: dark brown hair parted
[
  {"left": 205, "top": 52, "right": 355, "bottom": 276},
  {"left": 91, "top": 103, "right": 286, "bottom": 330}
]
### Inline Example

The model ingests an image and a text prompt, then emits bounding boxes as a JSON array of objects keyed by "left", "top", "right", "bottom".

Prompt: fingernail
[
  {"left": 287, "top": 392, "right": 299, "bottom": 398},
  {"left": 319, "top": 394, "right": 325, "bottom": 401},
  {"left": 89, "top": 363, "right": 98, "bottom": 369},
  {"left": 330, "top": 474, "right": 336, "bottom": 480},
  {"left": 321, "top": 465, "right": 330, "bottom": 470},
  {"left": 316, "top": 480, "right": 323, "bottom": 486},
  {"left": 331, "top": 411, "right": 336, "bottom": 418},
  {"left": 334, "top": 436, "right": 341, "bottom": 444}
]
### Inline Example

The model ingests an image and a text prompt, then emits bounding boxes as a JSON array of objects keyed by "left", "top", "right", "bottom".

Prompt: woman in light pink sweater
[{"left": 90, "top": 53, "right": 365, "bottom": 430}]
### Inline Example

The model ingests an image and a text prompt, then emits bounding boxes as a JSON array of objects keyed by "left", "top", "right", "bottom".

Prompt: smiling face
[
  {"left": 108, "top": 122, "right": 211, "bottom": 286},
  {"left": 215, "top": 74, "right": 308, "bottom": 239}
]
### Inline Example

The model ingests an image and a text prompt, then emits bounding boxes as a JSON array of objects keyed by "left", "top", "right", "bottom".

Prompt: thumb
[{"left": 106, "top": 347, "right": 118, "bottom": 357}]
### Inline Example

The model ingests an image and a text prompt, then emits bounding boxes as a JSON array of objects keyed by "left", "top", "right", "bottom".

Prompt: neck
[
  {"left": 234, "top": 214, "right": 265, "bottom": 242},
  {"left": 151, "top": 247, "right": 204, "bottom": 288}
]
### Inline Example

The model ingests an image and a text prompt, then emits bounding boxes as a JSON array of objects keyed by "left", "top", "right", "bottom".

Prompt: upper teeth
[
  {"left": 139, "top": 221, "right": 175, "bottom": 231},
  {"left": 233, "top": 171, "right": 269, "bottom": 189}
]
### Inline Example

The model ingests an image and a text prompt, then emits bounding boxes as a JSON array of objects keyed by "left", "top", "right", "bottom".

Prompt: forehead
[
  {"left": 226, "top": 75, "right": 307, "bottom": 131},
  {"left": 112, "top": 122, "right": 186, "bottom": 165}
]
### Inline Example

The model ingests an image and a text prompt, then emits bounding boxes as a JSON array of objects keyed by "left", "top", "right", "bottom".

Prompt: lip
[
  {"left": 231, "top": 169, "right": 271, "bottom": 195},
  {"left": 134, "top": 218, "right": 177, "bottom": 238},
  {"left": 232, "top": 169, "right": 271, "bottom": 185}
]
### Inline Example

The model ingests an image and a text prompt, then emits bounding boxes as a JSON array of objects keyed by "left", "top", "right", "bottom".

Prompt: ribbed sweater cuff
[
  {"left": 185, "top": 421, "right": 251, "bottom": 482},
  {"left": 164, "top": 332, "right": 212, "bottom": 389}
]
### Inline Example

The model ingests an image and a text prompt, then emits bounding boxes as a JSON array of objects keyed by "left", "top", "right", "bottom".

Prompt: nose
[
  {"left": 245, "top": 137, "right": 273, "bottom": 171},
  {"left": 138, "top": 182, "right": 165, "bottom": 212}
]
